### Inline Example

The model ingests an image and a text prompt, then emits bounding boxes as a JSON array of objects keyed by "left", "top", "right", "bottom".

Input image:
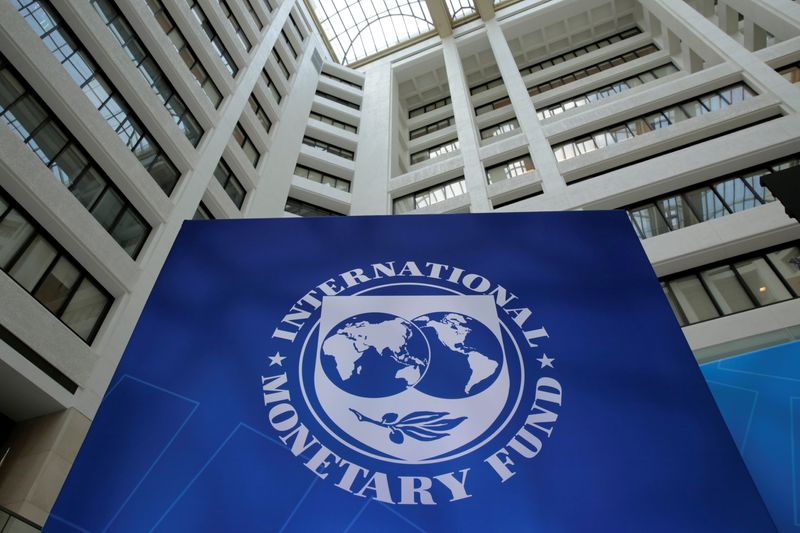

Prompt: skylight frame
[
  {"left": 310, "top": 0, "right": 436, "bottom": 65},
  {"left": 445, "top": 0, "right": 476, "bottom": 21}
]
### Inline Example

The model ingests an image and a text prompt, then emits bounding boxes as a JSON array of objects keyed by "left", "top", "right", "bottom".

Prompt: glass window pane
[
  {"left": 61, "top": 278, "right": 109, "bottom": 341},
  {"left": 90, "top": 188, "right": 124, "bottom": 230},
  {"left": 33, "top": 256, "right": 80, "bottom": 313},
  {"left": 5, "top": 96, "right": 47, "bottom": 140},
  {"left": 657, "top": 196, "right": 699, "bottom": 230},
  {"left": 661, "top": 106, "right": 688, "bottom": 124},
  {"left": 713, "top": 177, "right": 759, "bottom": 212},
  {"left": 681, "top": 100, "right": 708, "bottom": 118},
  {"left": 629, "top": 205, "right": 670, "bottom": 238},
  {"left": 734, "top": 257, "right": 792, "bottom": 305},
  {"left": 700, "top": 266, "right": 754, "bottom": 314},
  {"left": 30, "top": 121, "right": 68, "bottom": 163},
  {"left": 742, "top": 171, "right": 774, "bottom": 203},
  {"left": 71, "top": 168, "right": 106, "bottom": 209},
  {"left": 8, "top": 235, "right": 57, "bottom": 291},
  {"left": 148, "top": 154, "right": 179, "bottom": 193},
  {"left": 110, "top": 208, "right": 148, "bottom": 256},
  {"left": 0, "top": 209, "right": 35, "bottom": 269},
  {"left": 668, "top": 276, "right": 720, "bottom": 324},
  {"left": 767, "top": 247, "right": 800, "bottom": 295},
  {"left": 684, "top": 187, "right": 729, "bottom": 221},
  {"left": 51, "top": 144, "right": 89, "bottom": 187},
  {"left": 225, "top": 179, "right": 245, "bottom": 208}
]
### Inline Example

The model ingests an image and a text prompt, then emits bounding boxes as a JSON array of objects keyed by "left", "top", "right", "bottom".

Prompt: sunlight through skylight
[
  {"left": 445, "top": 0, "right": 475, "bottom": 20},
  {"left": 311, "top": 0, "right": 435, "bottom": 64}
]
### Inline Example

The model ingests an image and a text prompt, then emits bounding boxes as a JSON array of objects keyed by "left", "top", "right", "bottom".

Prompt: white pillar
[
  {"left": 350, "top": 61, "right": 394, "bottom": 215},
  {"left": 441, "top": 36, "right": 492, "bottom": 212},
  {"left": 483, "top": 18, "right": 565, "bottom": 193}
]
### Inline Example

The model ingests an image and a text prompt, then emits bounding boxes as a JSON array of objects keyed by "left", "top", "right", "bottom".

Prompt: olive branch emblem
[{"left": 350, "top": 409, "right": 467, "bottom": 444}]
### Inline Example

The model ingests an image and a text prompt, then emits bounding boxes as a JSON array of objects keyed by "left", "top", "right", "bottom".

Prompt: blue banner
[
  {"left": 46, "top": 212, "right": 774, "bottom": 532},
  {"left": 703, "top": 340, "right": 800, "bottom": 533}
]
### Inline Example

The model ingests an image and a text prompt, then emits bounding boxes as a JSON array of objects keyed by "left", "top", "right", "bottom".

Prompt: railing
[{"left": 0, "top": 506, "right": 40, "bottom": 532}]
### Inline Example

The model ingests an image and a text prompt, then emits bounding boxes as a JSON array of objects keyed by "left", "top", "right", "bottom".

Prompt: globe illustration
[
  {"left": 412, "top": 312, "right": 503, "bottom": 398},
  {"left": 320, "top": 312, "right": 430, "bottom": 398}
]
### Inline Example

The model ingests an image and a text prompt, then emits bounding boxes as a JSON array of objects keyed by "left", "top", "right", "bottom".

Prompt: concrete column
[
  {"left": 350, "top": 61, "right": 394, "bottom": 215},
  {"left": 0, "top": 409, "right": 90, "bottom": 526},
  {"left": 441, "top": 37, "right": 492, "bottom": 212},
  {"left": 717, "top": 2, "right": 740, "bottom": 36},
  {"left": 483, "top": 18, "right": 566, "bottom": 193},
  {"left": 642, "top": 0, "right": 800, "bottom": 112}
]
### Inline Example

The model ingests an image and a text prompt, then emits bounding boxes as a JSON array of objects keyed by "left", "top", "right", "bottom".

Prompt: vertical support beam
[
  {"left": 441, "top": 37, "right": 492, "bottom": 212},
  {"left": 717, "top": 2, "right": 739, "bottom": 36},
  {"left": 483, "top": 19, "right": 566, "bottom": 193},
  {"left": 642, "top": 0, "right": 800, "bottom": 112},
  {"left": 350, "top": 61, "right": 394, "bottom": 215}
]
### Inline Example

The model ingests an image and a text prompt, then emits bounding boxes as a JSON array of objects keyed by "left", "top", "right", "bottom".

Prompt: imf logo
[{"left": 262, "top": 262, "right": 563, "bottom": 505}]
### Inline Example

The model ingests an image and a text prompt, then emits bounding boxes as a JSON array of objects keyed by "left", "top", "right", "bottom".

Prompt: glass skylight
[
  {"left": 445, "top": 0, "right": 475, "bottom": 20},
  {"left": 311, "top": 0, "right": 435, "bottom": 65}
]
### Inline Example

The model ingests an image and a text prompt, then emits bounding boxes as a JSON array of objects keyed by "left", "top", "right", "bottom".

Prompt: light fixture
[{"left": 759, "top": 286, "right": 767, "bottom": 293}]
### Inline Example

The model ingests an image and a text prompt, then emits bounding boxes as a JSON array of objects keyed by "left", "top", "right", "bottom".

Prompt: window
[
  {"left": 409, "top": 96, "right": 451, "bottom": 119},
  {"left": 0, "top": 189, "right": 112, "bottom": 342},
  {"left": 474, "top": 95, "right": 512, "bottom": 116},
  {"left": 285, "top": 197, "right": 342, "bottom": 216},
  {"left": 302, "top": 136, "right": 355, "bottom": 160},
  {"left": 409, "top": 116, "right": 454, "bottom": 140},
  {"left": 144, "top": 0, "right": 222, "bottom": 107},
  {"left": 187, "top": 0, "right": 239, "bottom": 75},
  {"left": 14, "top": 1, "right": 181, "bottom": 195},
  {"left": 213, "top": 158, "right": 246, "bottom": 208},
  {"left": 519, "top": 28, "right": 642, "bottom": 77},
  {"left": 273, "top": 50, "right": 291, "bottom": 80},
  {"left": 480, "top": 118, "right": 519, "bottom": 139},
  {"left": 661, "top": 244, "right": 800, "bottom": 326},
  {"left": 294, "top": 164, "right": 351, "bottom": 192},
  {"left": 0, "top": 57, "right": 149, "bottom": 257},
  {"left": 527, "top": 45, "right": 660, "bottom": 98},
  {"left": 410, "top": 139, "right": 459, "bottom": 164},
  {"left": 470, "top": 77, "right": 505, "bottom": 95},
  {"left": 282, "top": 29, "right": 298, "bottom": 59},
  {"left": 778, "top": 62, "right": 800, "bottom": 84},
  {"left": 552, "top": 83, "right": 756, "bottom": 162},
  {"left": 193, "top": 202, "right": 214, "bottom": 220},
  {"left": 315, "top": 91, "right": 360, "bottom": 110},
  {"left": 309, "top": 111, "right": 357, "bottom": 133},
  {"left": 248, "top": 94, "right": 272, "bottom": 133},
  {"left": 91, "top": 0, "right": 204, "bottom": 146},
  {"left": 393, "top": 177, "right": 466, "bottom": 213},
  {"left": 232, "top": 123, "right": 260, "bottom": 167},
  {"left": 537, "top": 64, "right": 679, "bottom": 120},
  {"left": 218, "top": 0, "right": 251, "bottom": 50},
  {"left": 262, "top": 69, "right": 282, "bottom": 104},
  {"left": 627, "top": 155, "right": 796, "bottom": 239},
  {"left": 321, "top": 71, "right": 362, "bottom": 90},
  {"left": 486, "top": 156, "right": 534, "bottom": 184}
]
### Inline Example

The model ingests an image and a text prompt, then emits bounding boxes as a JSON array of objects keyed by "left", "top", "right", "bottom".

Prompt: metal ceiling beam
[
  {"left": 425, "top": 0, "right": 454, "bottom": 37},
  {"left": 474, "top": 0, "right": 495, "bottom": 21}
]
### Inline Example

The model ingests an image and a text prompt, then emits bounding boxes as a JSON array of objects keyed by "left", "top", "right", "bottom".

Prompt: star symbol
[
  {"left": 536, "top": 354, "right": 555, "bottom": 369},
  {"left": 268, "top": 352, "right": 286, "bottom": 367}
]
